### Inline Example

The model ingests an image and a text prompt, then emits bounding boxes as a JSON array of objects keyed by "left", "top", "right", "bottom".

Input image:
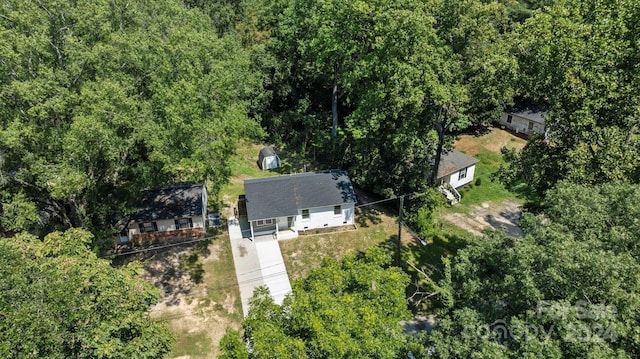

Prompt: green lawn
[
  {"left": 170, "top": 331, "right": 212, "bottom": 358},
  {"left": 453, "top": 151, "right": 523, "bottom": 208},
  {"left": 280, "top": 207, "right": 399, "bottom": 280},
  {"left": 220, "top": 142, "right": 280, "bottom": 204},
  {"left": 445, "top": 128, "right": 529, "bottom": 212}
]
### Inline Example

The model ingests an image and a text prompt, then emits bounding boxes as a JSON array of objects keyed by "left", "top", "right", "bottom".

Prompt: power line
[
  {"left": 104, "top": 234, "right": 219, "bottom": 258},
  {"left": 355, "top": 190, "right": 429, "bottom": 209}
]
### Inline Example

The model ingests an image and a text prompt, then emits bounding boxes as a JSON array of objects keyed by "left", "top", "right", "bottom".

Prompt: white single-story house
[
  {"left": 117, "top": 183, "right": 208, "bottom": 244},
  {"left": 243, "top": 170, "right": 357, "bottom": 240},
  {"left": 258, "top": 146, "right": 281, "bottom": 170},
  {"left": 497, "top": 107, "right": 546, "bottom": 137},
  {"left": 437, "top": 150, "right": 479, "bottom": 189}
]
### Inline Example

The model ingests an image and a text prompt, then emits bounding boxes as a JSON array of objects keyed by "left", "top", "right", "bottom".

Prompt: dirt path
[{"left": 442, "top": 200, "right": 523, "bottom": 237}]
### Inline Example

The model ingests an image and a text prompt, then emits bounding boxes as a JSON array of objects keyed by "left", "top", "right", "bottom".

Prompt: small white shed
[{"left": 258, "top": 147, "right": 281, "bottom": 170}]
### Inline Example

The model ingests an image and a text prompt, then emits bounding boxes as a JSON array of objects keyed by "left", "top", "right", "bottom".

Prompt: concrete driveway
[{"left": 228, "top": 216, "right": 292, "bottom": 316}]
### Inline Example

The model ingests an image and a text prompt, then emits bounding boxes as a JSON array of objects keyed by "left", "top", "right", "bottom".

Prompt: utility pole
[{"left": 397, "top": 195, "right": 405, "bottom": 266}]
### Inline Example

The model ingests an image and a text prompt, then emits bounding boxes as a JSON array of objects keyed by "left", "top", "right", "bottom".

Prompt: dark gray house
[
  {"left": 118, "top": 183, "right": 208, "bottom": 244},
  {"left": 243, "top": 170, "right": 357, "bottom": 240}
]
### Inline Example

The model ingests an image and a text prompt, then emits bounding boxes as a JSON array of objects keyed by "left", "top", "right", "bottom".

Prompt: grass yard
[
  {"left": 220, "top": 142, "right": 279, "bottom": 205},
  {"left": 280, "top": 207, "right": 404, "bottom": 280},
  {"left": 447, "top": 127, "right": 527, "bottom": 210},
  {"left": 429, "top": 126, "right": 529, "bottom": 238},
  {"left": 220, "top": 141, "right": 317, "bottom": 214}
]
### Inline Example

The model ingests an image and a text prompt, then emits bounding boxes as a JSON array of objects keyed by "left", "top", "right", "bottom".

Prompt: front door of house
[{"left": 287, "top": 216, "right": 294, "bottom": 229}]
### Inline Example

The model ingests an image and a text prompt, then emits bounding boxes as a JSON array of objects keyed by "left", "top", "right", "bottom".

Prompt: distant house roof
[
  {"left": 437, "top": 150, "right": 479, "bottom": 179},
  {"left": 130, "top": 183, "right": 204, "bottom": 222},
  {"left": 259, "top": 146, "right": 278, "bottom": 161},
  {"left": 506, "top": 107, "right": 546, "bottom": 124},
  {"left": 244, "top": 170, "right": 357, "bottom": 221}
]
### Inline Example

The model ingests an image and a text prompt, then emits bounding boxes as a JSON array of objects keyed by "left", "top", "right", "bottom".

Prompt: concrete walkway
[{"left": 228, "top": 216, "right": 292, "bottom": 317}]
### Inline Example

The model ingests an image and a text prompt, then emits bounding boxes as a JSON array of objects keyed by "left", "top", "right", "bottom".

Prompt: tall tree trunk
[
  {"left": 331, "top": 64, "right": 338, "bottom": 139},
  {"left": 431, "top": 108, "right": 448, "bottom": 187},
  {"left": 626, "top": 125, "right": 636, "bottom": 143}
]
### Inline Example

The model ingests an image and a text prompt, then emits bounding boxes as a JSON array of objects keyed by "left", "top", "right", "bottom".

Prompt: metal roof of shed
[
  {"left": 507, "top": 107, "right": 546, "bottom": 124},
  {"left": 259, "top": 146, "right": 278, "bottom": 161}
]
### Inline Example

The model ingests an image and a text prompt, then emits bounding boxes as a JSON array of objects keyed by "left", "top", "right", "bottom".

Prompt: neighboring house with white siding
[
  {"left": 243, "top": 170, "right": 357, "bottom": 240},
  {"left": 497, "top": 107, "right": 546, "bottom": 137},
  {"left": 436, "top": 150, "right": 479, "bottom": 189},
  {"left": 117, "top": 183, "right": 208, "bottom": 245}
]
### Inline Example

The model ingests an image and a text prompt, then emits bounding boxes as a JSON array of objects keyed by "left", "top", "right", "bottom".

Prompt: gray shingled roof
[
  {"left": 244, "top": 170, "right": 357, "bottom": 221},
  {"left": 437, "top": 150, "right": 479, "bottom": 179},
  {"left": 258, "top": 146, "right": 277, "bottom": 161},
  {"left": 130, "top": 183, "right": 203, "bottom": 222}
]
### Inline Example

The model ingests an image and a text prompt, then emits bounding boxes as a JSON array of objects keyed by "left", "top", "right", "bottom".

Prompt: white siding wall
[
  {"left": 262, "top": 155, "right": 280, "bottom": 170},
  {"left": 295, "top": 204, "right": 355, "bottom": 231},
  {"left": 446, "top": 164, "right": 476, "bottom": 188},
  {"left": 498, "top": 113, "right": 544, "bottom": 135},
  {"left": 128, "top": 217, "right": 204, "bottom": 236},
  {"left": 191, "top": 216, "right": 204, "bottom": 229}
]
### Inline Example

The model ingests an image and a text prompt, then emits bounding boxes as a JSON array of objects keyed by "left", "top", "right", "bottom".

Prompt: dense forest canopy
[
  {"left": 0, "top": 228, "right": 173, "bottom": 358},
  {"left": 0, "top": 0, "right": 262, "bottom": 243},
  {"left": 425, "top": 182, "right": 640, "bottom": 358},
  {"left": 501, "top": 0, "right": 640, "bottom": 194},
  {"left": 260, "top": 0, "right": 517, "bottom": 195},
  {"left": 1, "top": 0, "right": 640, "bottom": 357}
]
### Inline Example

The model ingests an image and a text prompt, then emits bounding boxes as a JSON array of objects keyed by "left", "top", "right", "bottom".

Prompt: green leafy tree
[
  {"left": 221, "top": 247, "right": 412, "bottom": 358},
  {"left": 425, "top": 182, "right": 640, "bottom": 358},
  {"left": 262, "top": 0, "right": 516, "bottom": 195},
  {"left": 0, "top": 228, "right": 173, "bottom": 358},
  {"left": 0, "top": 0, "right": 262, "bottom": 241},
  {"left": 502, "top": 0, "right": 640, "bottom": 195}
]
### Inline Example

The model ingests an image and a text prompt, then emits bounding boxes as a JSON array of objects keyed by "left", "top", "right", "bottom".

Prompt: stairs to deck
[{"left": 438, "top": 183, "right": 461, "bottom": 204}]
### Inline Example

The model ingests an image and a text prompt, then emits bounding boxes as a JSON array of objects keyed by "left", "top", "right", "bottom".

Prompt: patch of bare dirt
[
  {"left": 142, "top": 240, "right": 239, "bottom": 359},
  {"left": 442, "top": 200, "right": 523, "bottom": 237},
  {"left": 454, "top": 126, "right": 526, "bottom": 156}
]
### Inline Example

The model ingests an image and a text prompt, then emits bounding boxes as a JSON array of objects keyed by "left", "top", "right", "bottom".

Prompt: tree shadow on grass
[
  {"left": 456, "top": 123, "right": 492, "bottom": 137},
  {"left": 112, "top": 238, "right": 214, "bottom": 306},
  {"left": 355, "top": 207, "right": 383, "bottom": 228},
  {"left": 485, "top": 213, "right": 523, "bottom": 237},
  {"left": 271, "top": 148, "right": 318, "bottom": 175}
]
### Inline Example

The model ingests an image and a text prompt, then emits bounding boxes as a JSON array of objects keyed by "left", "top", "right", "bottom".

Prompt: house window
[
  {"left": 256, "top": 219, "right": 274, "bottom": 226},
  {"left": 528, "top": 121, "right": 534, "bottom": 131},
  {"left": 302, "top": 209, "right": 310, "bottom": 219},
  {"left": 458, "top": 167, "right": 468, "bottom": 180},
  {"left": 334, "top": 205, "right": 341, "bottom": 215},
  {"left": 175, "top": 218, "right": 193, "bottom": 229},
  {"left": 507, "top": 115, "right": 513, "bottom": 123},
  {"left": 139, "top": 222, "right": 158, "bottom": 233}
]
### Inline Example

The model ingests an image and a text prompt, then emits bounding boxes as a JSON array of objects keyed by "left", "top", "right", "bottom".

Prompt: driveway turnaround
[{"left": 228, "top": 216, "right": 292, "bottom": 317}]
